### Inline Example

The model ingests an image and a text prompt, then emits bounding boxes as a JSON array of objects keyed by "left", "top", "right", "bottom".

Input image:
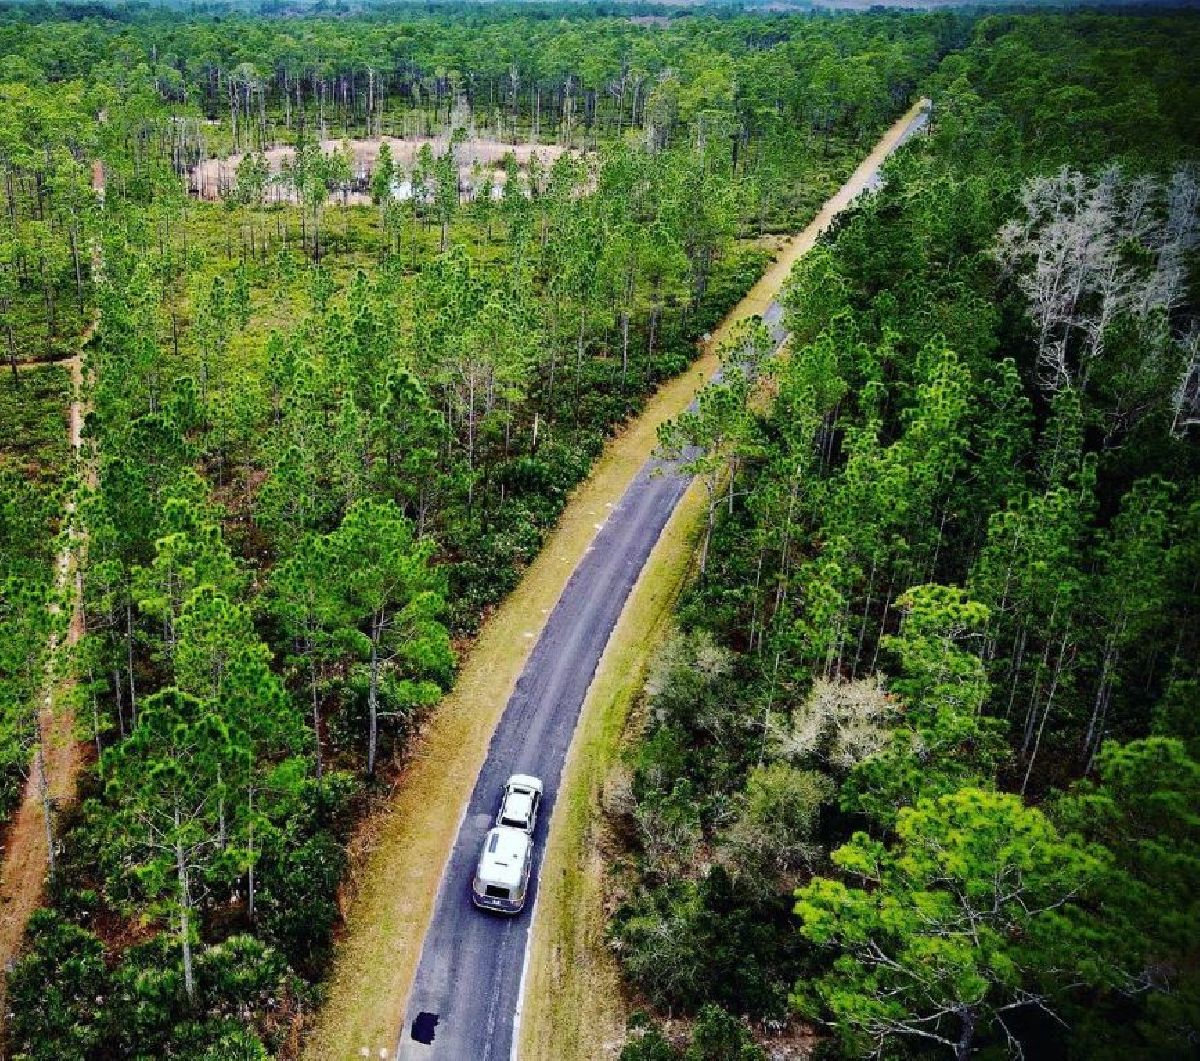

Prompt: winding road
[{"left": 395, "top": 101, "right": 930, "bottom": 1061}]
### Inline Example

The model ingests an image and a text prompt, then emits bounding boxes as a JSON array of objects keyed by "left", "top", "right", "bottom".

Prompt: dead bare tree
[
  {"left": 1171, "top": 328, "right": 1200, "bottom": 437},
  {"left": 996, "top": 165, "right": 1199, "bottom": 427}
]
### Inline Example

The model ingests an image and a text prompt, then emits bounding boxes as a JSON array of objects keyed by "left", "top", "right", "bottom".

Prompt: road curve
[{"left": 396, "top": 100, "right": 930, "bottom": 1061}]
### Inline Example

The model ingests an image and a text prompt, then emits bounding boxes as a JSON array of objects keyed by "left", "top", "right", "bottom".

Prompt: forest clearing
[
  {"left": 188, "top": 136, "right": 572, "bottom": 204},
  {"left": 0, "top": 4, "right": 1197, "bottom": 1060}
]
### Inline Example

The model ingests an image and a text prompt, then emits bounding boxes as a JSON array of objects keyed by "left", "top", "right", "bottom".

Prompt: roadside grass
[
  {"left": 518, "top": 468, "right": 708, "bottom": 1061},
  {"left": 301, "top": 327, "right": 722, "bottom": 1061},
  {"left": 516, "top": 97, "right": 931, "bottom": 1060}
]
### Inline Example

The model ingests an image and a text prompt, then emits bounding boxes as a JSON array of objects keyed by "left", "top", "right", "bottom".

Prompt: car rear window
[{"left": 485, "top": 885, "right": 509, "bottom": 900}]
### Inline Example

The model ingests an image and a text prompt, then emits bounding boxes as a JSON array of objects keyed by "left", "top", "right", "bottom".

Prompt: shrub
[
  {"left": 621, "top": 1017, "right": 682, "bottom": 1060},
  {"left": 169, "top": 1020, "right": 269, "bottom": 1059},
  {"left": 7, "top": 910, "right": 111, "bottom": 1059},
  {"left": 611, "top": 869, "right": 807, "bottom": 1017},
  {"left": 257, "top": 829, "right": 347, "bottom": 977},
  {"left": 686, "top": 1004, "right": 765, "bottom": 1060},
  {"left": 724, "top": 764, "right": 834, "bottom": 884}
]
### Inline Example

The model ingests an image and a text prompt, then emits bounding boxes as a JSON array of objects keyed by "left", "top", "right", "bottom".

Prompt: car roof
[
  {"left": 501, "top": 789, "right": 535, "bottom": 824},
  {"left": 477, "top": 827, "right": 531, "bottom": 889}
]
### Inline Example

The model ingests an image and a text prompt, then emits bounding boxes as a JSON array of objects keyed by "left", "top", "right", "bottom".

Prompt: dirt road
[
  {"left": 0, "top": 168, "right": 103, "bottom": 1004},
  {"left": 0, "top": 352, "right": 88, "bottom": 991}
]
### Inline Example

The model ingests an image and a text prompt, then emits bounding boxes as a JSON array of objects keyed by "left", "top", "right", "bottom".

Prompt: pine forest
[{"left": 0, "top": 3, "right": 1196, "bottom": 1059}]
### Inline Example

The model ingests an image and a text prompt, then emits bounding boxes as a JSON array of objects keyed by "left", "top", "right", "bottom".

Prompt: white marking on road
[
  {"left": 392, "top": 745, "right": 480, "bottom": 1061},
  {"left": 510, "top": 875, "right": 541, "bottom": 1061}
]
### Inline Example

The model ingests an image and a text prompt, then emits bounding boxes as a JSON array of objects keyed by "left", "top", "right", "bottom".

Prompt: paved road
[
  {"left": 396, "top": 102, "right": 930, "bottom": 1061},
  {"left": 397, "top": 447, "right": 692, "bottom": 1061}
]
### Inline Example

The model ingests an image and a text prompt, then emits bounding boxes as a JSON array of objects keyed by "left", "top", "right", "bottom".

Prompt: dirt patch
[
  {"left": 0, "top": 349, "right": 91, "bottom": 1015},
  {"left": 190, "top": 135, "right": 572, "bottom": 202}
]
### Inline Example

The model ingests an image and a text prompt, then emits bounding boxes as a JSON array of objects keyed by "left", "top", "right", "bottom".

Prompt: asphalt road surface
[
  {"left": 397, "top": 445, "right": 692, "bottom": 1061},
  {"left": 396, "top": 102, "right": 930, "bottom": 1061}
]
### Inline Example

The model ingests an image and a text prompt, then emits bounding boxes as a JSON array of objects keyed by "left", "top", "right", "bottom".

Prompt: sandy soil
[{"left": 189, "top": 135, "right": 571, "bottom": 203}]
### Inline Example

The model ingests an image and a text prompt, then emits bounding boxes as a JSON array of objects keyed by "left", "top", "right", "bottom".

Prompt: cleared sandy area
[{"left": 189, "top": 135, "right": 572, "bottom": 203}]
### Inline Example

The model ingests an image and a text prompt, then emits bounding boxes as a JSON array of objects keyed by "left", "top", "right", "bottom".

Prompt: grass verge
[
  {"left": 518, "top": 471, "right": 708, "bottom": 1061},
  {"left": 515, "top": 97, "right": 931, "bottom": 1061}
]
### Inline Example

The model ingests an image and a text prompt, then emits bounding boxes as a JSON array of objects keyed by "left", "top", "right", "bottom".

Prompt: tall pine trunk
[
  {"left": 174, "top": 815, "right": 195, "bottom": 1003},
  {"left": 367, "top": 612, "right": 381, "bottom": 776}
]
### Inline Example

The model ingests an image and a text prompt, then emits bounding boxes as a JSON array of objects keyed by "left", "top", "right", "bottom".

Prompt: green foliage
[
  {"left": 724, "top": 763, "right": 833, "bottom": 883},
  {"left": 610, "top": 10, "right": 1200, "bottom": 1057},
  {"left": 1053, "top": 738, "right": 1200, "bottom": 1057},
  {"left": 621, "top": 1020, "right": 681, "bottom": 1061},
  {"left": 795, "top": 789, "right": 1107, "bottom": 1059},
  {"left": 318, "top": 497, "right": 452, "bottom": 775},
  {"left": 7, "top": 911, "right": 289, "bottom": 1060},
  {"left": 17, "top": 0, "right": 927, "bottom": 1041},
  {"left": 7, "top": 909, "right": 112, "bottom": 1059},
  {"left": 612, "top": 867, "right": 805, "bottom": 1019},
  {"left": 257, "top": 827, "right": 348, "bottom": 977},
  {"left": 0, "top": 575, "right": 51, "bottom": 813},
  {"left": 0, "top": 367, "right": 70, "bottom": 814},
  {"left": 688, "top": 1007, "right": 764, "bottom": 1060},
  {"left": 620, "top": 1006, "right": 768, "bottom": 1061},
  {"left": 3, "top": 3, "right": 1197, "bottom": 1057},
  {"left": 101, "top": 688, "right": 251, "bottom": 998},
  {"left": 841, "top": 585, "right": 1004, "bottom": 825}
]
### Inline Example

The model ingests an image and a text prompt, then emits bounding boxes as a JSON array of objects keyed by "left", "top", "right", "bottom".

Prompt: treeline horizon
[{"left": 10, "top": 0, "right": 1200, "bottom": 25}]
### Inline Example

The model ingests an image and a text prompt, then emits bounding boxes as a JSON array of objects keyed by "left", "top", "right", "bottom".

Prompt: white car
[
  {"left": 496, "top": 773, "right": 543, "bottom": 835},
  {"left": 472, "top": 826, "right": 533, "bottom": 913},
  {"left": 470, "top": 774, "right": 544, "bottom": 914}
]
